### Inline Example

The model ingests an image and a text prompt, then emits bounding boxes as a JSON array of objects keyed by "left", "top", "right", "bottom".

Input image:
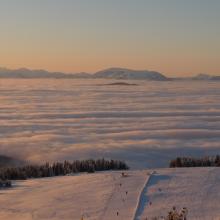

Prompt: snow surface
[
  {"left": 0, "top": 168, "right": 220, "bottom": 220},
  {"left": 135, "top": 167, "right": 220, "bottom": 220},
  {"left": 0, "top": 170, "right": 148, "bottom": 220}
]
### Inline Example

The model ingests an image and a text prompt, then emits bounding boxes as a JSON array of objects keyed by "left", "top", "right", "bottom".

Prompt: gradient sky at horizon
[{"left": 0, "top": 0, "right": 220, "bottom": 76}]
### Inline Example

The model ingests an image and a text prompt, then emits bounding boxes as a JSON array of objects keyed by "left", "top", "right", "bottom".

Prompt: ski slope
[
  {"left": 0, "top": 168, "right": 220, "bottom": 220},
  {"left": 0, "top": 171, "right": 148, "bottom": 220},
  {"left": 135, "top": 167, "right": 220, "bottom": 220}
]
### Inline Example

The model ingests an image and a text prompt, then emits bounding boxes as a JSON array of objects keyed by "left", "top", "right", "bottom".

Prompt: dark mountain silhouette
[
  {"left": 0, "top": 67, "right": 219, "bottom": 81},
  {"left": 94, "top": 67, "right": 167, "bottom": 80}
]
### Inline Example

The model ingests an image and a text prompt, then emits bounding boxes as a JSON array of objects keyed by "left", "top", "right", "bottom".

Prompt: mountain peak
[{"left": 94, "top": 67, "right": 167, "bottom": 80}]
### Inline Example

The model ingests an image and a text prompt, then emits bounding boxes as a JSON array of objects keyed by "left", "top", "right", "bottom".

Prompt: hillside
[
  {"left": 0, "top": 168, "right": 220, "bottom": 220},
  {"left": 0, "top": 170, "right": 148, "bottom": 220},
  {"left": 135, "top": 167, "right": 220, "bottom": 220}
]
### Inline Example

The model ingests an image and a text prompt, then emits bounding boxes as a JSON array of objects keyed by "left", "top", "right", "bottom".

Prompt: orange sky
[{"left": 0, "top": 0, "right": 220, "bottom": 76}]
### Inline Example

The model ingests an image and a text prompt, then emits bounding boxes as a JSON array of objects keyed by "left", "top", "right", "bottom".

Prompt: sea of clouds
[{"left": 0, "top": 79, "right": 220, "bottom": 168}]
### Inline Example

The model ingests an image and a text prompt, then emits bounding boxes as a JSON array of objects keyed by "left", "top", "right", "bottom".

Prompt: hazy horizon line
[{"left": 1, "top": 65, "right": 218, "bottom": 78}]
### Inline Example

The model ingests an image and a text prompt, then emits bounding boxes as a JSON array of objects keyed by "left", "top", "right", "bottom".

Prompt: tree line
[
  {"left": 169, "top": 155, "right": 220, "bottom": 168},
  {"left": 0, "top": 159, "right": 129, "bottom": 181}
]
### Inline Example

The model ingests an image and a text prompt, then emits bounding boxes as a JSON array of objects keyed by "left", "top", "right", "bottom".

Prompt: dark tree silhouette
[
  {"left": 170, "top": 155, "right": 220, "bottom": 168},
  {"left": 0, "top": 159, "right": 129, "bottom": 181}
]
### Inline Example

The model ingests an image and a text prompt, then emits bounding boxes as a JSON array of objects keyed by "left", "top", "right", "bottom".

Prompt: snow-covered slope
[
  {"left": 135, "top": 167, "right": 220, "bottom": 220},
  {"left": 0, "top": 171, "right": 147, "bottom": 220},
  {"left": 94, "top": 68, "right": 167, "bottom": 80},
  {"left": 0, "top": 168, "right": 220, "bottom": 220}
]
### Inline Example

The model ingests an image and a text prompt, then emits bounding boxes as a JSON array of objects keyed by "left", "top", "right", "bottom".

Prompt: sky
[{"left": 0, "top": 0, "right": 220, "bottom": 76}]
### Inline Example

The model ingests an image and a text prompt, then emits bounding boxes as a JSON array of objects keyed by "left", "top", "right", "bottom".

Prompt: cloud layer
[{"left": 0, "top": 79, "right": 220, "bottom": 168}]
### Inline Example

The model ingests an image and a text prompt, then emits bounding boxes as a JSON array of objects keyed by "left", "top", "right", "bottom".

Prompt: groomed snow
[
  {"left": 0, "top": 168, "right": 220, "bottom": 220},
  {"left": 136, "top": 167, "right": 220, "bottom": 220},
  {"left": 0, "top": 171, "right": 148, "bottom": 220}
]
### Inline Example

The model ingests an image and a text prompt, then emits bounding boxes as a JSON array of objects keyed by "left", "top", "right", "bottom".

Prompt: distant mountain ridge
[
  {"left": 93, "top": 67, "right": 167, "bottom": 80},
  {"left": 0, "top": 67, "right": 219, "bottom": 81},
  {"left": 0, "top": 67, "right": 91, "bottom": 78},
  {"left": 192, "top": 73, "right": 220, "bottom": 80},
  {"left": 0, "top": 67, "right": 167, "bottom": 80}
]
